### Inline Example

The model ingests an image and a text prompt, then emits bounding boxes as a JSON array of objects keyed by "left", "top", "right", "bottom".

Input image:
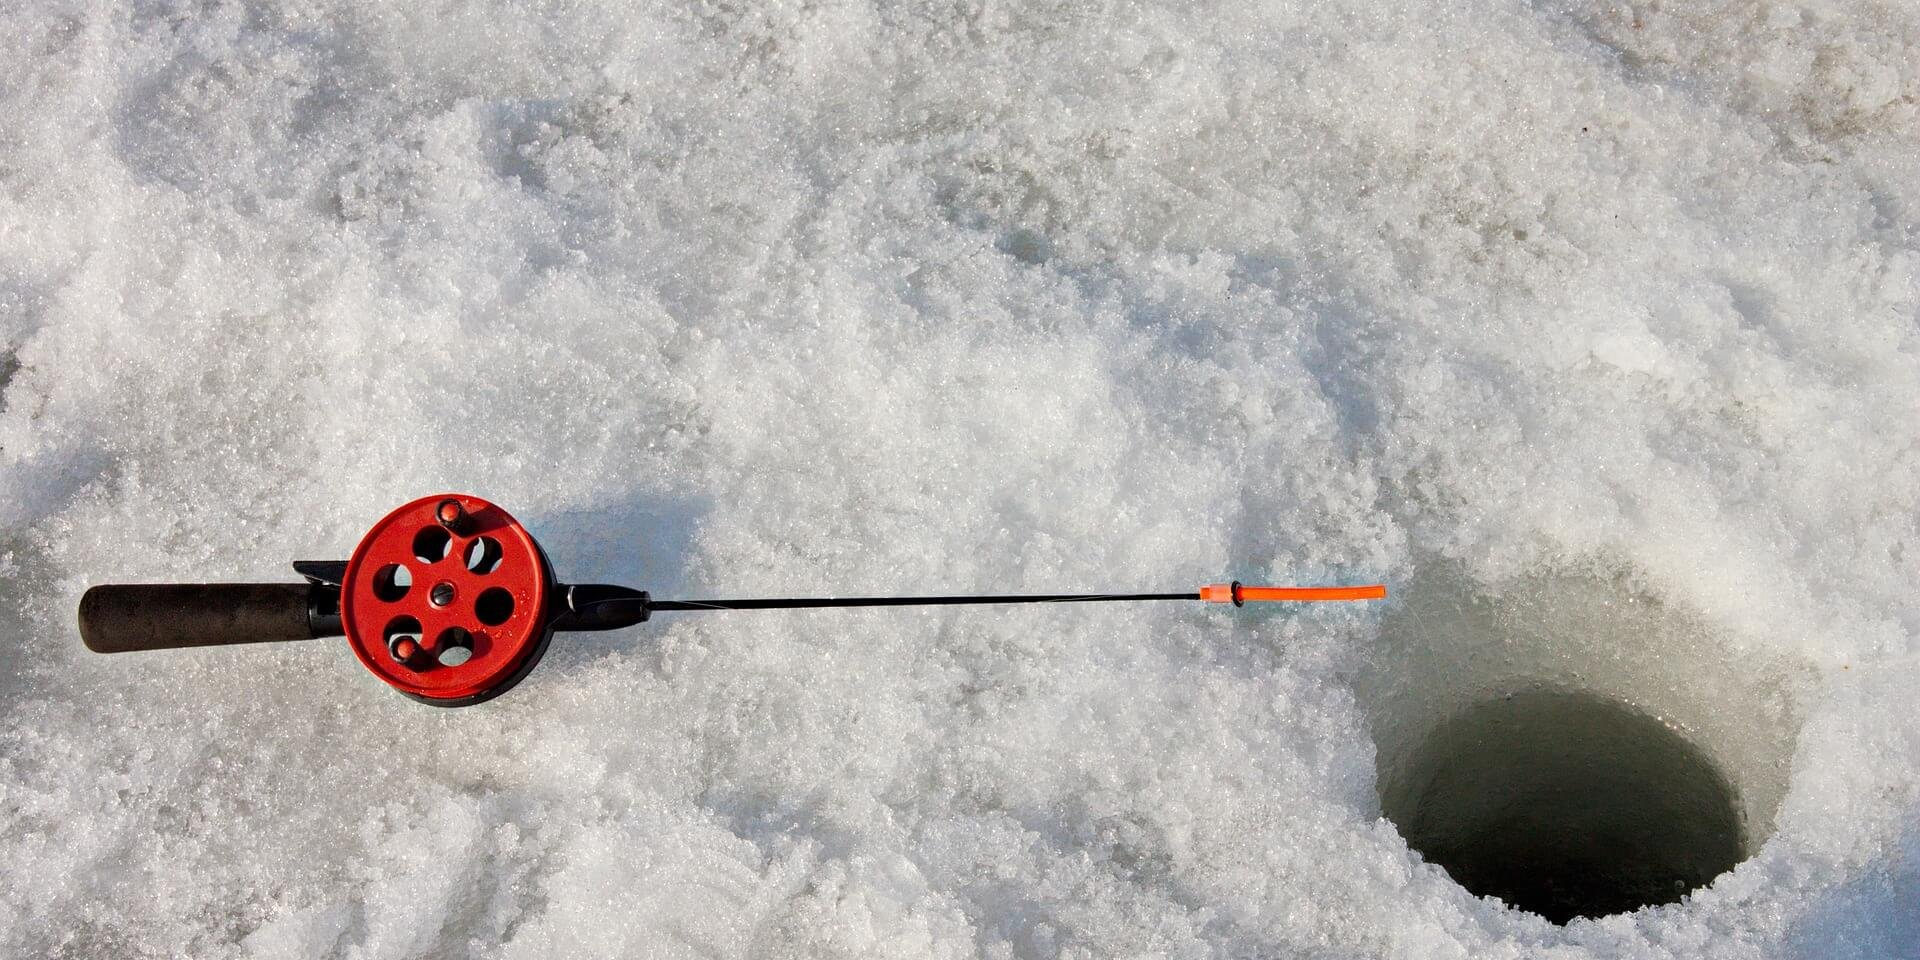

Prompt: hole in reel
[
  {"left": 474, "top": 587, "right": 514, "bottom": 626},
  {"left": 464, "top": 536, "right": 502, "bottom": 574},
  {"left": 412, "top": 526, "right": 452, "bottom": 564},
  {"left": 372, "top": 564, "right": 411, "bottom": 602}
]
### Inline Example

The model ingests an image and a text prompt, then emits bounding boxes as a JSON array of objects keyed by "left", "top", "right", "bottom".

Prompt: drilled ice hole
[
  {"left": 1359, "top": 566, "right": 1809, "bottom": 923},
  {"left": 1380, "top": 688, "right": 1742, "bottom": 922}
]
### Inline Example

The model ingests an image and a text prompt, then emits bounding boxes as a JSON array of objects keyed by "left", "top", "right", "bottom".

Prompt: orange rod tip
[{"left": 1201, "top": 582, "right": 1388, "bottom": 604}]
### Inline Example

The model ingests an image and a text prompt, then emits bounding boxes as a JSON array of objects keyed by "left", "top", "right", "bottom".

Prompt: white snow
[{"left": 2, "top": 0, "right": 1917, "bottom": 956}]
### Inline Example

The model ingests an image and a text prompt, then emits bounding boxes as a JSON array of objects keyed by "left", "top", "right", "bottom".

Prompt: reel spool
[{"left": 340, "top": 495, "right": 555, "bottom": 707}]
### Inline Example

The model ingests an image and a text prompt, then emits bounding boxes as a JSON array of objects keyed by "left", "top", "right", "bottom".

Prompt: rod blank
[{"left": 648, "top": 592, "right": 1197, "bottom": 612}]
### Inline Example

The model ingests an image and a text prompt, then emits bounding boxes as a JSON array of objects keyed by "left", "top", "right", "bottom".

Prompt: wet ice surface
[{"left": 2, "top": 1, "right": 1918, "bottom": 957}]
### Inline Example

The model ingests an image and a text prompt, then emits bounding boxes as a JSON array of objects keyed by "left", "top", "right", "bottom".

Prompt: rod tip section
[
  {"left": 1200, "top": 582, "right": 1240, "bottom": 605},
  {"left": 1200, "top": 582, "right": 1388, "bottom": 604}
]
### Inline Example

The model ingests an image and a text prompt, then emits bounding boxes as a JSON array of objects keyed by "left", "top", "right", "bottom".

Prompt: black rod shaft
[{"left": 649, "top": 592, "right": 1198, "bottom": 612}]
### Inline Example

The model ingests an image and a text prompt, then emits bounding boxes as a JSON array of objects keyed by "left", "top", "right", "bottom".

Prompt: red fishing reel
[
  {"left": 78, "top": 493, "right": 1386, "bottom": 706},
  {"left": 77, "top": 493, "right": 583, "bottom": 707},
  {"left": 340, "top": 495, "right": 555, "bottom": 706}
]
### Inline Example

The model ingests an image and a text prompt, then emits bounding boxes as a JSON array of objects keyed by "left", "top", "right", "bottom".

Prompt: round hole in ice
[
  {"left": 1358, "top": 566, "right": 1811, "bottom": 924},
  {"left": 1379, "top": 688, "right": 1742, "bottom": 923}
]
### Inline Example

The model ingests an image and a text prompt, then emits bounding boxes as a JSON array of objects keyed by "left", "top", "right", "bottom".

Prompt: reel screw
[
  {"left": 436, "top": 499, "right": 472, "bottom": 534},
  {"left": 430, "top": 581, "right": 456, "bottom": 607}
]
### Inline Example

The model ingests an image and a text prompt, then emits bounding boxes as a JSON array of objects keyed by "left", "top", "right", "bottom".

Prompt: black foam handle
[{"left": 79, "top": 583, "right": 331, "bottom": 654}]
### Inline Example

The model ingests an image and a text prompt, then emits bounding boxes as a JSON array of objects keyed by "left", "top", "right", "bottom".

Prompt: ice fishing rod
[{"left": 78, "top": 494, "right": 1387, "bottom": 707}]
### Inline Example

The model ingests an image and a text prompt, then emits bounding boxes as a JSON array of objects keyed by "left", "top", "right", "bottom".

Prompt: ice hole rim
[{"left": 1355, "top": 565, "right": 1811, "bottom": 924}]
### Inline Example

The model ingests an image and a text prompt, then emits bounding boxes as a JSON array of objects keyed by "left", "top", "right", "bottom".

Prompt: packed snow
[{"left": 2, "top": 0, "right": 1917, "bottom": 956}]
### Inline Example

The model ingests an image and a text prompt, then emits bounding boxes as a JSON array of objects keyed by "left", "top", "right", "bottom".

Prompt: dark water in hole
[{"left": 1379, "top": 689, "right": 1744, "bottom": 923}]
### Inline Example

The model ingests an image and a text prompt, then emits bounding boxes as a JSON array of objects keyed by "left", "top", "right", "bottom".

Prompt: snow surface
[{"left": 2, "top": 0, "right": 1918, "bottom": 956}]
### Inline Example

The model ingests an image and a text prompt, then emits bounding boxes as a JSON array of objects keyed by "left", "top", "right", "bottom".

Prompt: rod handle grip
[{"left": 79, "top": 583, "right": 331, "bottom": 654}]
